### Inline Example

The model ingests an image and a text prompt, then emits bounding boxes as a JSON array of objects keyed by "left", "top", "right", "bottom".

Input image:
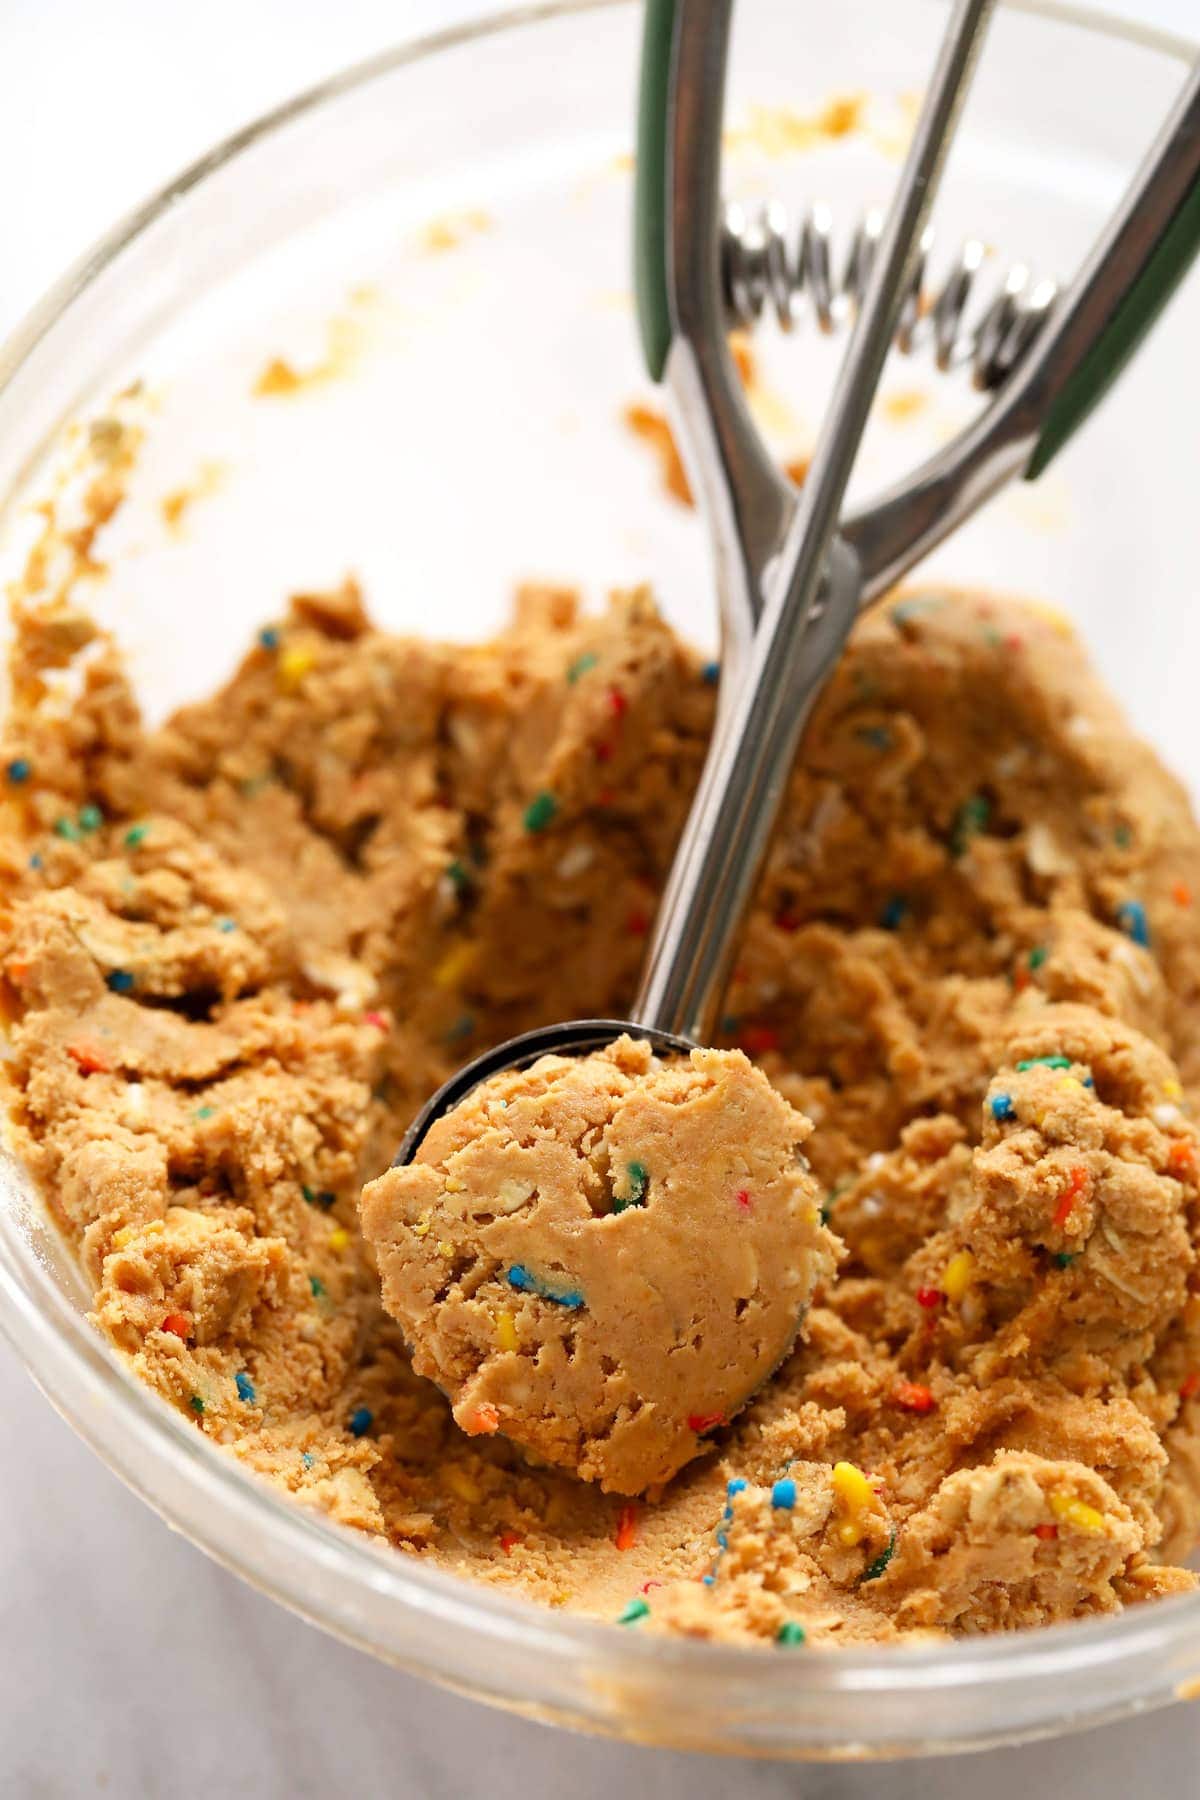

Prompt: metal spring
[{"left": 721, "top": 201, "right": 1059, "bottom": 391}]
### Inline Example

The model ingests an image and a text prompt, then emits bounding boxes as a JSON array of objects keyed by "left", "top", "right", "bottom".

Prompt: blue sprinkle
[
  {"left": 879, "top": 895, "right": 909, "bottom": 931},
  {"left": 1117, "top": 900, "right": 1150, "bottom": 948},
  {"left": 235, "top": 1372, "right": 256, "bottom": 1403},
  {"left": 106, "top": 969, "right": 135, "bottom": 994},
  {"left": 716, "top": 1528, "right": 728, "bottom": 1550},
  {"left": 701, "top": 1573, "right": 716, "bottom": 1586},
  {"left": 701, "top": 661, "right": 720, "bottom": 686},
  {"left": 771, "top": 1477, "right": 797, "bottom": 1511},
  {"left": 6, "top": 758, "right": 31, "bottom": 784},
  {"left": 28, "top": 853, "right": 42, "bottom": 871},
  {"left": 445, "top": 1012, "right": 475, "bottom": 1044},
  {"left": 1083, "top": 1076, "right": 1094, "bottom": 1089},
  {"left": 990, "top": 1092, "right": 1016, "bottom": 1123},
  {"left": 856, "top": 726, "right": 891, "bottom": 751},
  {"left": 348, "top": 1407, "right": 373, "bottom": 1437},
  {"left": 506, "top": 1265, "right": 584, "bottom": 1309},
  {"left": 726, "top": 1477, "right": 747, "bottom": 1500},
  {"left": 258, "top": 626, "right": 280, "bottom": 649},
  {"left": 216, "top": 917, "right": 237, "bottom": 933},
  {"left": 301, "top": 1451, "right": 315, "bottom": 1470}
]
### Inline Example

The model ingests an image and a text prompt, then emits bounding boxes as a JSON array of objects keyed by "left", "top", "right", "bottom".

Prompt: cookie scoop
[{"left": 361, "top": 1036, "right": 836, "bottom": 1493}]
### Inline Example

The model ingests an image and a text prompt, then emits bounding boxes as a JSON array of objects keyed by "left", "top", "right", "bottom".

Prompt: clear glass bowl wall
[{"left": 0, "top": 0, "right": 1197, "bottom": 1759}]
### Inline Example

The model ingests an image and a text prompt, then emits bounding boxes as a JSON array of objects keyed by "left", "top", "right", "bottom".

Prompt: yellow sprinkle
[
  {"left": 1049, "top": 1489, "right": 1107, "bottom": 1535},
  {"left": 1165, "top": 1079, "right": 1184, "bottom": 1102},
  {"left": 111, "top": 1226, "right": 133, "bottom": 1250},
  {"left": 443, "top": 1176, "right": 466, "bottom": 1194},
  {"left": 496, "top": 1310, "right": 519, "bottom": 1354},
  {"left": 803, "top": 1202, "right": 820, "bottom": 1227},
  {"left": 1023, "top": 600, "right": 1074, "bottom": 637},
  {"left": 328, "top": 1227, "right": 349, "bottom": 1253},
  {"left": 276, "top": 644, "right": 316, "bottom": 691},
  {"left": 836, "top": 1518, "right": 864, "bottom": 1547},
  {"left": 831, "top": 1461, "right": 874, "bottom": 1515},
  {"left": 434, "top": 939, "right": 480, "bottom": 990},
  {"left": 941, "top": 1250, "right": 976, "bottom": 1304},
  {"left": 413, "top": 1209, "right": 432, "bottom": 1238},
  {"left": 1057, "top": 1074, "right": 1086, "bottom": 1094},
  {"left": 437, "top": 1239, "right": 455, "bottom": 1258},
  {"left": 444, "top": 1465, "right": 483, "bottom": 1504}
]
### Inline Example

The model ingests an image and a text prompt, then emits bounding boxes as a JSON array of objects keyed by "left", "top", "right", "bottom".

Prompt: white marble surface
[{"left": 2, "top": 3, "right": 1199, "bottom": 1795}]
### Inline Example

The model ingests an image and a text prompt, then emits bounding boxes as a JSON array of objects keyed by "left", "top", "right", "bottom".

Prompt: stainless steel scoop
[{"left": 397, "top": 0, "right": 1200, "bottom": 1166}]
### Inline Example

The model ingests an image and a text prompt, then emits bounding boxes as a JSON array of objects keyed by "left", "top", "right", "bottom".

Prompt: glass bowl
[{"left": 1, "top": 0, "right": 1198, "bottom": 1760}]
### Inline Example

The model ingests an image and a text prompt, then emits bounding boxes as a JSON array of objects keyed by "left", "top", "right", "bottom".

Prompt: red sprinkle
[
  {"left": 1172, "top": 881, "right": 1193, "bottom": 909},
  {"left": 774, "top": 911, "right": 800, "bottom": 934},
  {"left": 739, "top": 1023, "right": 780, "bottom": 1056},
  {"left": 626, "top": 908, "right": 650, "bottom": 937},
  {"left": 1181, "top": 1373, "right": 1200, "bottom": 1401},
  {"left": 1033, "top": 1523, "right": 1058, "bottom": 1541},
  {"left": 641, "top": 1579, "right": 663, "bottom": 1594},
  {"left": 363, "top": 1011, "right": 388, "bottom": 1031},
  {"left": 615, "top": 1505, "right": 639, "bottom": 1552},
  {"left": 734, "top": 1188, "right": 752, "bottom": 1214},
  {"left": 607, "top": 687, "right": 629, "bottom": 720},
  {"left": 596, "top": 787, "right": 615, "bottom": 808},
  {"left": 916, "top": 1286, "right": 944, "bottom": 1311},
  {"left": 1013, "top": 965, "right": 1031, "bottom": 993},
  {"left": 67, "top": 1037, "right": 111, "bottom": 1074},
  {"left": 464, "top": 1402, "right": 500, "bottom": 1436},
  {"left": 499, "top": 1530, "right": 522, "bottom": 1555},
  {"left": 1004, "top": 632, "right": 1024, "bottom": 653},
  {"left": 893, "top": 1380, "right": 936, "bottom": 1414},
  {"left": 1168, "top": 1141, "right": 1197, "bottom": 1180},
  {"left": 1052, "top": 1165, "right": 1090, "bottom": 1231},
  {"left": 594, "top": 740, "right": 614, "bottom": 764},
  {"left": 687, "top": 1410, "right": 727, "bottom": 1435},
  {"left": 161, "top": 1313, "right": 190, "bottom": 1339}
]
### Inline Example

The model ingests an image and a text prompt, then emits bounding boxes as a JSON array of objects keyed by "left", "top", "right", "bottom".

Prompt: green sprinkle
[
  {"left": 216, "top": 917, "right": 237, "bottom": 933},
  {"left": 614, "top": 1160, "right": 649, "bottom": 1213},
  {"left": 194, "top": 1105, "right": 216, "bottom": 1120},
  {"left": 523, "top": 791, "right": 558, "bottom": 833},
  {"left": 950, "top": 793, "right": 990, "bottom": 858},
  {"left": 776, "top": 1621, "right": 807, "bottom": 1647},
  {"left": 53, "top": 816, "right": 81, "bottom": 842},
  {"left": 1114, "top": 823, "right": 1133, "bottom": 849},
  {"left": 78, "top": 803, "right": 103, "bottom": 834},
  {"left": 1016, "top": 1055, "right": 1072, "bottom": 1072},
  {"left": 1028, "top": 945, "right": 1048, "bottom": 970},
  {"left": 821, "top": 1180, "right": 849, "bottom": 1227},
  {"left": 445, "top": 859, "right": 470, "bottom": 896},
  {"left": 123, "top": 823, "right": 148, "bottom": 848},
  {"left": 859, "top": 1529, "right": 898, "bottom": 1584},
  {"left": 189, "top": 1395, "right": 205, "bottom": 1415},
  {"left": 1053, "top": 1252, "right": 1079, "bottom": 1270},
  {"left": 300, "top": 1184, "right": 336, "bottom": 1210},
  {"left": 309, "top": 1274, "right": 326, "bottom": 1298},
  {"left": 617, "top": 1598, "right": 650, "bottom": 1625},
  {"left": 567, "top": 651, "right": 599, "bottom": 684}
]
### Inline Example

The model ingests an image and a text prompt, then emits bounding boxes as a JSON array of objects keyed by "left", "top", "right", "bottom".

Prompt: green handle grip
[
  {"left": 634, "top": 0, "right": 677, "bottom": 381},
  {"left": 1028, "top": 170, "right": 1200, "bottom": 480}
]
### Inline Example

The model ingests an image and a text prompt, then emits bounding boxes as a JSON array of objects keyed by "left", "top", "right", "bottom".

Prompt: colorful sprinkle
[
  {"left": 123, "top": 823, "right": 148, "bottom": 848},
  {"left": 739, "top": 1022, "right": 780, "bottom": 1056},
  {"left": 235, "top": 1372, "right": 256, "bottom": 1403},
  {"left": 701, "top": 661, "right": 720, "bottom": 685},
  {"left": 216, "top": 916, "right": 237, "bottom": 933},
  {"left": 734, "top": 1187, "right": 752, "bottom": 1214},
  {"left": 499, "top": 1529, "right": 522, "bottom": 1554},
  {"left": 6, "top": 758, "right": 31, "bottom": 783},
  {"left": 495, "top": 1310, "right": 519, "bottom": 1354},
  {"left": 161, "top": 1313, "right": 190, "bottom": 1338},
  {"left": 522, "top": 791, "right": 559, "bottom": 833},
  {"left": 990, "top": 1093, "right": 1016, "bottom": 1123},
  {"left": 687, "top": 1410, "right": 727, "bottom": 1435},
  {"left": 726, "top": 1477, "right": 748, "bottom": 1503},
  {"left": 615, "top": 1161, "right": 649, "bottom": 1212},
  {"left": 1180, "top": 1373, "right": 1200, "bottom": 1401},
  {"left": 607, "top": 686, "right": 628, "bottom": 720},
  {"left": 855, "top": 725, "right": 891, "bottom": 751},
  {"left": 1114, "top": 823, "right": 1133, "bottom": 849},
  {"left": 618, "top": 1597, "right": 650, "bottom": 1624},
  {"left": 258, "top": 626, "right": 280, "bottom": 649},
  {"left": 328, "top": 1227, "right": 350, "bottom": 1253},
  {"left": 464, "top": 1402, "right": 500, "bottom": 1436},
  {"left": 915, "top": 1285, "right": 943, "bottom": 1311},
  {"left": 445, "top": 1012, "right": 475, "bottom": 1044},
  {"left": 1168, "top": 1142, "right": 1197, "bottom": 1180},
  {"left": 1052, "top": 1165, "right": 1090, "bottom": 1231},
  {"left": 194, "top": 1104, "right": 215, "bottom": 1120},
  {"left": 28, "top": 854, "right": 42, "bottom": 870},
  {"left": 309, "top": 1275, "right": 326, "bottom": 1298},
  {"left": 941, "top": 1251, "right": 975, "bottom": 1305},
  {"left": 879, "top": 895, "right": 909, "bottom": 931},
  {"left": 53, "top": 816, "right": 81, "bottom": 842},
  {"left": 444, "top": 859, "right": 471, "bottom": 897},
  {"left": 615, "top": 1505, "right": 639, "bottom": 1552},
  {"left": 1028, "top": 945, "right": 1048, "bottom": 970},
  {"left": 771, "top": 1477, "right": 797, "bottom": 1510},
  {"left": 67, "top": 1038, "right": 111, "bottom": 1075},
  {"left": 506, "top": 1265, "right": 584, "bottom": 1309},
  {"left": 831, "top": 1462, "right": 876, "bottom": 1547},
  {"left": 78, "top": 803, "right": 103, "bottom": 834},
  {"left": 566, "top": 651, "right": 599, "bottom": 684},
  {"left": 1117, "top": 900, "right": 1150, "bottom": 948},
  {"left": 1016, "top": 1055, "right": 1072, "bottom": 1072},
  {"left": 302, "top": 1452, "right": 315, "bottom": 1470},
  {"left": 950, "top": 793, "right": 990, "bottom": 858},
  {"left": 1172, "top": 882, "right": 1193, "bottom": 909},
  {"left": 1033, "top": 1522, "right": 1058, "bottom": 1541},
  {"left": 859, "top": 1529, "right": 898, "bottom": 1584},
  {"left": 347, "top": 1407, "right": 373, "bottom": 1437},
  {"left": 277, "top": 644, "right": 316, "bottom": 690},
  {"left": 1048, "top": 1490, "right": 1106, "bottom": 1535},
  {"left": 893, "top": 1380, "right": 935, "bottom": 1414},
  {"left": 1053, "top": 1252, "right": 1079, "bottom": 1269},
  {"left": 776, "top": 1621, "right": 807, "bottom": 1646},
  {"left": 189, "top": 1395, "right": 205, "bottom": 1415},
  {"left": 105, "top": 969, "right": 135, "bottom": 994},
  {"left": 364, "top": 1010, "right": 388, "bottom": 1030}
]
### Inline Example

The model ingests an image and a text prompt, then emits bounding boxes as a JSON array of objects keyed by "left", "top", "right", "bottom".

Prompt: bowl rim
[{"left": 2, "top": 0, "right": 1200, "bottom": 1758}]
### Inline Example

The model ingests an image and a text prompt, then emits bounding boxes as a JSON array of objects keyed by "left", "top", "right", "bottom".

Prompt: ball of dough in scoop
[{"left": 360, "top": 1035, "right": 838, "bottom": 1494}]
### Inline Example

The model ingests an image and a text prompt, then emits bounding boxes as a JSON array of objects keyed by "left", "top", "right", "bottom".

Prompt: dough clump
[{"left": 361, "top": 1036, "right": 837, "bottom": 1493}]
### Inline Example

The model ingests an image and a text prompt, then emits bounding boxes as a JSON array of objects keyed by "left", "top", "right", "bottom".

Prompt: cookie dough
[
  {"left": 361, "top": 1037, "right": 837, "bottom": 1493},
  {"left": 5, "top": 565, "right": 1200, "bottom": 1646}
]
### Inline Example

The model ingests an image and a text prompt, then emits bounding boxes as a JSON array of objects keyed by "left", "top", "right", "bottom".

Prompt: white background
[{"left": 2, "top": 3, "right": 1198, "bottom": 1796}]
